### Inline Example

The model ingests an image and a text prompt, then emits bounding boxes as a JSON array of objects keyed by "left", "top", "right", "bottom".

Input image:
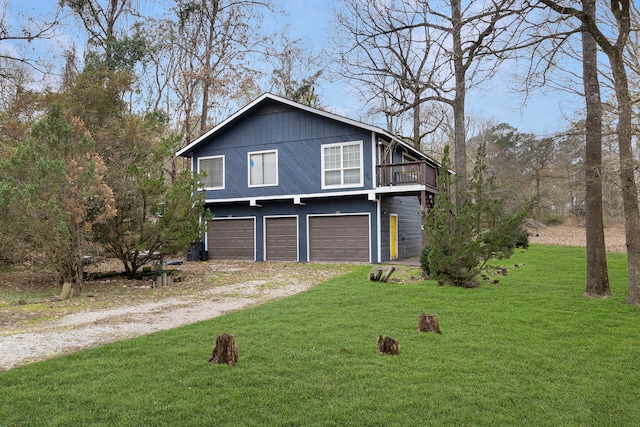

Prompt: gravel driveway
[{"left": 0, "top": 262, "right": 354, "bottom": 370}]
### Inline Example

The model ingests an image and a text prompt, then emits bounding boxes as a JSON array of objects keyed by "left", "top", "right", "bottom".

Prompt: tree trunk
[
  {"left": 534, "top": 171, "right": 541, "bottom": 221},
  {"left": 369, "top": 266, "right": 395, "bottom": 282},
  {"left": 581, "top": 0, "right": 611, "bottom": 298},
  {"left": 380, "top": 266, "right": 395, "bottom": 282},
  {"left": 609, "top": 52, "right": 640, "bottom": 304},
  {"left": 59, "top": 282, "right": 73, "bottom": 300},
  {"left": 369, "top": 267, "right": 383, "bottom": 281},
  {"left": 451, "top": 0, "right": 467, "bottom": 207},
  {"left": 199, "top": 0, "right": 220, "bottom": 133},
  {"left": 412, "top": 95, "right": 421, "bottom": 150},
  {"left": 542, "top": 0, "right": 639, "bottom": 304},
  {"left": 593, "top": 3, "right": 640, "bottom": 304},
  {"left": 209, "top": 333, "right": 238, "bottom": 366}
]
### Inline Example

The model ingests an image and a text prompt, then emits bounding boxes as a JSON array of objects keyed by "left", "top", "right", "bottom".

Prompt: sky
[
  {"left": 8, "top": 0, "right": 577, "bottom": 137},
  {"left": 277, "top": 0, "right": 577, "bottom": 137},
  {"left": 280, "top": 0, "right": 582, "bottom": 137}
]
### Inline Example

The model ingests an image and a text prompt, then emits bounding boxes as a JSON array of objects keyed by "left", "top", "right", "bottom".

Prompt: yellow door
[{"left": 390, "top": 214, "right": 398, "bottom": 260}]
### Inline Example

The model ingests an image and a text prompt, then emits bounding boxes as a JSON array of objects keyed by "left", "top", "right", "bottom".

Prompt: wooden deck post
[{"left": 420, "top": 190, "right": 427, "bottom": 245}]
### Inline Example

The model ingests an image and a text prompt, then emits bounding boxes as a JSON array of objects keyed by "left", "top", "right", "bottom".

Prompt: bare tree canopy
[
  {"left": 172, "top": 0, "right": 275, "bottom": 140},
  {"left": 330, "top": 0, "right": 523, "bottom": 205},
  {"left": 0, "top": 2, "right": 61, "bottom": 79}
]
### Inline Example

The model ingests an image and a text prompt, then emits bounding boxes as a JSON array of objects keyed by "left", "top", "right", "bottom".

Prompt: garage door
[
  {"left": 208, "top": 218, "right": 255, "bottom": 260},
  {"left": 308, "top": 215, "right": 369, "bottom": 263},
  {"left": 265, "top": 217, "right": 298, "bottom": 261}
]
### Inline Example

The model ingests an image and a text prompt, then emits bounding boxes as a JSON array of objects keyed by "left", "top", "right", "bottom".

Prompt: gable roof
[{"left": 176, "top": 93, "right": 439, "bottom": 166}]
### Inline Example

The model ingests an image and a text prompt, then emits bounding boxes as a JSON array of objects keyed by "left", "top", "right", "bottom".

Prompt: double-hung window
[
  {"left": 248, "top": 150, "right": 278, "bottom": 187},
  {"left": 198, "top": 155, "right": 224, "bottom": 190},
  {"left": 322, "top": 141, "right": 363, "bottom": 188}
]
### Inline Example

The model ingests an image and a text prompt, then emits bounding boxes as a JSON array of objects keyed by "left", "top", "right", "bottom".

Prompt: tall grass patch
[{"left": 1, "top": 245, "right": 639, "bottom": 426}]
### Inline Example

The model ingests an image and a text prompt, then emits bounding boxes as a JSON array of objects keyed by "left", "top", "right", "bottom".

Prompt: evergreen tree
[
  {"left": 92, "top": 116, "right": 208, "bottom": 278},
  {"left": 424, "top": 144, "right": 531, "bottom": 287},
  {"left": 0, "top": 105, "right": 116, "bottom": 295}
]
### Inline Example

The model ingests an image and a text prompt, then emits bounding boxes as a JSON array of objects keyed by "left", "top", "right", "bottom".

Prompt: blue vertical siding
[
  {"left": 379, "top": 196, "right": 423, "bottom": 261},
  {"left": 193, "top": 106, "right": 374, "bottom": 199}
]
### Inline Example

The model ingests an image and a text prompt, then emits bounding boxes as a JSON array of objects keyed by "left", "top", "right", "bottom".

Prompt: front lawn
[{"left": 1, "top": 244, "right": 638, "bottom": 426}]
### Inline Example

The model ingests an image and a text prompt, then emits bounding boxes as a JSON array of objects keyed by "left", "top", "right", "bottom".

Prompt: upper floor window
[
  {"left": 322, "top": 141, "right": 363, "bottom": 189},
  {"left": 199, "top": 155, "right": 224, "bottom": 189},
  {"left": 248, "top": 150, "right": 278, "bottom": 187}
]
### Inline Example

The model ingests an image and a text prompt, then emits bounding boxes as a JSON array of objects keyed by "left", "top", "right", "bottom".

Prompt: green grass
[{"left": 1, "top": 244, "right": 638, "bottom": 426}]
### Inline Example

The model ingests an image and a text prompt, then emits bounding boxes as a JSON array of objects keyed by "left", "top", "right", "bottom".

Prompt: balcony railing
[{"left": 376, "top": 161, "right": 436, "bottom": 189}]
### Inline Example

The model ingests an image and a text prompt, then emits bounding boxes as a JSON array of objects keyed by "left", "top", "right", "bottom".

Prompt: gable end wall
[{"left": 192, "top": 107, "right": 374, "bottom": 199}]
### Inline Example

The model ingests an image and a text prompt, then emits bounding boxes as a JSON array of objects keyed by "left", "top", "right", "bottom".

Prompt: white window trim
[
  {"left": 321, "top": 140, "right": 364, "bottom": 189},
  {"left": 248, "top": 149, "right": 278, "bottom": 188},
  {"left": 198, "top": 155, "right": 225, "bottom": 190}
]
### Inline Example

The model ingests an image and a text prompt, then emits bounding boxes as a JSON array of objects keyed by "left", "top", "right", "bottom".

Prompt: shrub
[
  {"left": 420, "top": 245, "right": 431, "bottom": 275},
  {"left": 511, "top": 228, "right": 530, "bottom": 249}
]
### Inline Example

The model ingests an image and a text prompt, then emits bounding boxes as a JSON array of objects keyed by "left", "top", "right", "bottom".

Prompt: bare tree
[
  {"left": 61, "top": 0, "right": 147, "bottom": 70},
  {"left": 538, "top": 0, "right": 640, "bottom": 304},
  {"left": 133, "top": 14, "right": 182, "bottom": 120},
  {"left": 513, "top": 1, "right": 615, "bottom": 298},
  {"left": 172, "top": 0, "right": 274, "bottom": 142},
  {"left": 332, "top": 0, "right": 521, "bottom": 206},
  {"left": 0, "top": 1, "right": 61, "bottom": 80},
  {"left": 332, "top": 1, "right": 442, "bottom": 149}
]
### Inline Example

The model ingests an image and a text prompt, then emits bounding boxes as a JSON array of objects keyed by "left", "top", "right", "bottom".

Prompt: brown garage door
[
  {"left": 308, "top": 215, "right": 369, "bottom": 262},
  {"left": 208, "top": 218, "right": 255, "bottom": 260},
  {"left": 265, "top": 217, "right": 298, "bottom": 261}
]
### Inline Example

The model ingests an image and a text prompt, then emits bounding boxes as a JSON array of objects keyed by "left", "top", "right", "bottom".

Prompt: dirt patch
[
  {"left": 528, "top": 225, "right": 626, "bottom": 253},
  {"left": 0, "top": 261, "right": 356, "bottom": 370}
]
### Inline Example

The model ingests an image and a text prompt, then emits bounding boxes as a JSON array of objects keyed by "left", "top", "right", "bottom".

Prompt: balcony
[{"left": 376, "top": 161, "right": 437, "bottom": 191}]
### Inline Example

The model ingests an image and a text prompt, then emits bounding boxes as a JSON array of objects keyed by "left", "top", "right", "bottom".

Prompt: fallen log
[{"left": 380, "top": 266, "right": 395, "bottom": 283}]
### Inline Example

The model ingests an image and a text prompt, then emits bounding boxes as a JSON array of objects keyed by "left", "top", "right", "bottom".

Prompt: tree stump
[
  {"left": 369, "top": 268, "right": 383, "bottom": 281},
  {"left": 369, "top": 266, "right": 395, "bottom": 282},
  {"left": 208, "top": 333, "right": 238, "bottom": 366},
  {"left": 416, "top": 313, "right": 442, "bottom": 334},
  {"left": 377, "top": 335, "right": 400, "bottom": 355}
]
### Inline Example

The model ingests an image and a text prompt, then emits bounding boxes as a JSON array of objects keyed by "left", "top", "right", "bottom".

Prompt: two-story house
[{"left": 177, "top": 93, "right": 440, "bottom": 264}]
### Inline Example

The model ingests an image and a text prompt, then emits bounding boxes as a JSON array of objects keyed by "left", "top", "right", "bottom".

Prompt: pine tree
[{"left": 424, "top": 144, "right": 531, "bottom": 287}]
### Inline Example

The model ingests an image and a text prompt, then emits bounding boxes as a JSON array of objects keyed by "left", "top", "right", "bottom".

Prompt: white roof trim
[
  {"left": 204, "top": 189, "right": 377, "bottom": 205},
  {"left": 176, "top": 93, "right": 439, "bottom": 166}
]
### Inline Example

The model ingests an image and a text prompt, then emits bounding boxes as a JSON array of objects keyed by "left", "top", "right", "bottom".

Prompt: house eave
[
  {"left": 203, "top": 189, "right": 378, "bottom": 205},
  {"left": 375, "top": 185, "right": 434, "bottom": 195}
]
